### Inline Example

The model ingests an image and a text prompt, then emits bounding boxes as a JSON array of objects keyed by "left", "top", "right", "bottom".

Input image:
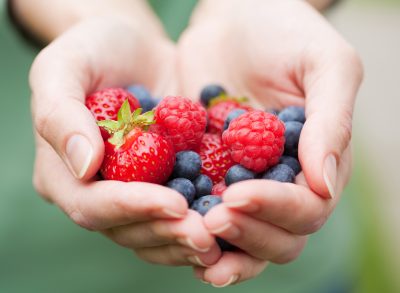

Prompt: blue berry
[
  {"left": 279, "top": 156, "right": 301, "bottom": 175},
  {"left": 278, "top": 106, "right": 305, "bottom": 123},
  {"left": 193, "top": 175, "right": 213, "bottom": 198},
  {"left": 191, "top": 195, "right": 222, "bottom": 216},
  {"left": 172, "top": 151, "right": 202, "bottom": 180},
  {"left": 216, "top": 238, "right": 235, "bottom": 251},
  {"left": 153, "top": 97, "right": 162, "bottom": 107},
  {"left": 284, "top": 121, "right": 303, "bottom": 158},
  {"left": 200, "top": 84, "right": 226, "bottom": 106},
  {"left": 167, "top": 178, "right": 196, "bottom": 205},
  {"left": 223, "top": 109, "right": 247, "bottom": 131},
  {"left": 126, "top": 85, "right": 156, "bottom": 112},
  {"left": 225, "top": 165, "right": 256, "bottom": 186},
  {"left": 261, "top": 164, "right": 295, "bottom": 183},
  {"left": 265, "top": 108, "right": 280, "bottom": 116}
]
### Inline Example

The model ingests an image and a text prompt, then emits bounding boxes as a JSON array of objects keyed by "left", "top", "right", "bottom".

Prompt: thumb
[
  {"left": 30, "top": 49, "right": 104, "bottom": 180},
  {"left": 299, "top": 48, "right": 363, "bottom": 199}
]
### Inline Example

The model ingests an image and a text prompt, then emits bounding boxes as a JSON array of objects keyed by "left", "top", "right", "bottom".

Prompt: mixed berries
[{"left": 86, "top": 84, "right": 305, "bottom": 251}]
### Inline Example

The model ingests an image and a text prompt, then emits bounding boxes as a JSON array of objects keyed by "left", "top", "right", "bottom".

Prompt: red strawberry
[
  {"left": 86, "top": 88, "right": 140, "bottom": 140},
  {"left": 98, "top": 100, "right": 175, "bottom": 183},
  {"left": 198, "top": 133, "right": 235, "bottom": 184},
  {"left": 212, "top": 180, "right": 227, "bottom": 196},
  {"left": 222, "top": 110, "right": 285, "bottom": 173},
  {"left": 153, "top": 96, "right": 207, "bottom": 152},
  {"left": 86, "top": 87, "right": 140, "bottom": 121},
  {"left": 207, "top": 97, "right": 253, "bottom": 134}
]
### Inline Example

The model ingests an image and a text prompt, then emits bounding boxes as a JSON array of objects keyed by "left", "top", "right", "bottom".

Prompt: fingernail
[
  {"left": 65, "top": 134, "right": 93, "bottom": 179},
  {"left": 177, "top": 237, "right": 210, "bottom": 253},
  {"left": 225, "top": 199, "right": 259, "bottom": 212},
  {"left": 187, "top": 255, "right": 209, "bottom": 267},
  {"left": 211, "top": 275, "right": 239, "bottom": 288},
  {"left": 209, "top": 222, "right": 240, "bottom": 239},
  {"left": 323, "top": 154, "right": 337, "bottom": 199}
]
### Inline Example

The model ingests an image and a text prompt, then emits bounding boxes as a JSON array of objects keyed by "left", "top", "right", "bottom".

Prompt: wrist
[{"left": 10, "top": 0, "right": 167, "bottom": 44}]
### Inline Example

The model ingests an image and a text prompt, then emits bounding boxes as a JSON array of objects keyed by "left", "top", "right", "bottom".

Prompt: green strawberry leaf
[
  {"left": 97, "top": 120, "right": 121, "bottom": 133},
  {"left": 108, "top": 129, "right": 125, "bottom": 147},
  {"left": 131, "top": 108, "right": 143, "bottom": 120},
  {"left": 208, "top": 95, "right": 248, "bottom": 108},
  {"left": 118, "top": 99, "right": 132, "bottom": 125}
]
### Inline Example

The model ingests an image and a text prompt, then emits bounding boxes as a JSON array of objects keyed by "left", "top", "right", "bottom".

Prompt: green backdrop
[{"left": 0, "top": 1, "right": 393, "bottom": 292}]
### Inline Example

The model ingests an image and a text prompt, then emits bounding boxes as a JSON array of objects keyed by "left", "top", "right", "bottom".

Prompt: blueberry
[
  {"left": 172, "top": 151, "right": 202, "bottom": 180},
  {"left": 126, "top": 85, "right": 156, "bottom": 112},
  {"left": 278, "top": 106, "right": 305, "bottom": 123},
  {"left": 223, "top": 109, "right": 247, "bottom": 131},
  {"left": 261, "top": 164, "right": 295, "bottom": 183},
  {"left": 265, "top": 108, "right": 280, "bottom": 116},
  {"left": 193, "top": 175, "right": 213, "bottom": 198},
  {"left": 279, "top": 156, "right": 301, "bottom": 175},
  {"left": 225, "top": 165, "right": 256, "bottom": 186},
  {"left": 191, "top": 196, "right": 235, "bottom": 251},
  {"left": 167, "top": 178, "right": 196, "bottom": 205},
  {"left": 284, "top": 121, "right": 303, "bottom": 158},
  {"left": 200, "top": 84, "right": 226, "bottom": 106},
  {"left": 216, "top": 238, "right": 236, "bottom": 251},
  {"left": 153, "top": 97, "right": 162, "bottom": 107},
  {"left": 191, "top": 195, "right": 222, "bottom": 216}
]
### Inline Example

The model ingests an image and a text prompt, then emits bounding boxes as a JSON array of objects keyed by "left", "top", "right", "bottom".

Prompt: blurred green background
[{"left": 1, "top": 0, "right": 399, "bottom": 292}]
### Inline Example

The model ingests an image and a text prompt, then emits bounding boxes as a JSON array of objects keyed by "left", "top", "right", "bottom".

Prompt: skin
[
  {"left": 16, "top": 0, "right": 363, "bottom": 287},
  {"left": 180, "top": 0, "right": 363, "bottom": 286}
]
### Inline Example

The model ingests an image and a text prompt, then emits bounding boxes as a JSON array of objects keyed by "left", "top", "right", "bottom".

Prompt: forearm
[
  {"left": 192, "top": 0, "right": 339, "bottom": 20},
  {"left": 10, "top": 0, "right": 165, "bottom": 43}
]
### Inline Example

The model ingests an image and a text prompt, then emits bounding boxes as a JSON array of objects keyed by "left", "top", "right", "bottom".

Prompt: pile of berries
[{"left": 86, "top": 84, "right": 305, "bottom": 251}]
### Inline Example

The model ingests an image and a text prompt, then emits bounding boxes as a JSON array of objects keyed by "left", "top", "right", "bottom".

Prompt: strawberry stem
[{"left": 97, "top": 99, "right": 155, "bottom": 147}]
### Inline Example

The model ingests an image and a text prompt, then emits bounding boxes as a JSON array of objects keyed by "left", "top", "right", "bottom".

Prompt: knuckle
[
  {"left": 337, "top": 108, "right": 353, "bottom": 145},
  {"left": 344, "top": 46, "right": 364, "bottom": 80},
  {"left": 273, "top": 238, "right": 307, "bottom": 264},
  {"left": 66, "top": 202, "right": 95, "bottom": 231},
  {"left": 109, "top": 228, "right": 133, "bottom": 248},
  {"left": 32, "top": 164, "right": 47, "bottom": 197},
  {"left": 33, "top": 101, "right": 61, "bottom": 142},
  {"left": 299, "top": 209, "right": 328, "bottom": 235}
]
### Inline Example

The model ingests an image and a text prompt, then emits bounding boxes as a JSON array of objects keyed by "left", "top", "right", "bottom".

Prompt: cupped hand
[
  {"left": 31, "top": 17, "right": 221, "bottom": 267},
  {"left": 177, "top": 0, "right": 363, "bottom": 286}
]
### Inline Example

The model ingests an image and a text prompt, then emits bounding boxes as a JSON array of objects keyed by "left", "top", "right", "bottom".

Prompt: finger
[
  {"left": 134, "top": 243, "right": 220, "bottom": 267},
  {"left": 222, "top": 179, "right": 337, "bottom": 235},
  {"left": 204, "top": 205, "right": 307, "bottom": 263},
  {"left": 30, "top": 19, "right": 171, "bottom": 180},
  {"left": 301, "top": 46, "right": 363, "bottom": 198},
  {"left": 30, "top": 45, "right": 104, "bottom": 180},
  {"left": 193, "top": 252, "right": 268, "bottom": 287},
  {"left": 105, "top": 210, "right": 217, "bottom": 253},
  {"left": 33, "top": 139, "right": 188, "bottom": 230}
]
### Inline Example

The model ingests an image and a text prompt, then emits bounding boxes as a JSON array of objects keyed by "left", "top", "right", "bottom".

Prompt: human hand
[
  {"left": 31, "top": 17, "right": 221, "bottom": 267},
  {"left": 177, "top": 0, "right": 363, "bottom": 286}
]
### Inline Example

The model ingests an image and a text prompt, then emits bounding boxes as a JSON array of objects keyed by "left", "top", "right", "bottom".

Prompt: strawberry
[
  {"left": 153, "top": 96, "right": 207, "bottom": 152},
  {"left": 98, "top": 100, "right": 175, "bottom": 183},
  {"left": 86, "top": 88, "right": 140, "bottom": 140},
  {"left": 86, "top": 87, "right": 140, "bottom": 121},
  {"left": 207, "top": 96, "right": 253, "bottom": 135},
  {"left": 198, "top": 133, "right": 235, "bottom": 184},
  {"left": 222, "top": 110, "right": 285, "bottom": 172}
]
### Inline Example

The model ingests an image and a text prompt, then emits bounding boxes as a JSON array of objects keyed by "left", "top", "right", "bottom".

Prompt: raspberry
[
  {"left": 154, "top": 96, "right": 207, "bottom": 152},
  {"left": 207, "top": 99, "right": 252, "bottom": 134},
  {"left": 222, "top": 110, "right": 285, "bottom": 173},
  {"left": 211, "top": 180, "right": 228, "bottom": 196}
]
